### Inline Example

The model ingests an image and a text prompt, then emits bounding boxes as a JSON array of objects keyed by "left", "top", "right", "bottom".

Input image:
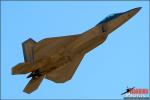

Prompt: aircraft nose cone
[
  {"left": 125, "top": 7, "right": 142, "bottom": 18},
  {"left": 136, "top": 7, "right": 142, "bottom": 11},
  {"left": 133, "top": 7, "right": 142, "bottom": 13},
  {"left": 100, "top": 7, "right": 142, "bottom": 34}
]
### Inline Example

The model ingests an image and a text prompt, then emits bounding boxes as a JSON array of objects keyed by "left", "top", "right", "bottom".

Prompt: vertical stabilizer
[
  {"left": 23, "top": 75, "right": 45, "bottom": 94},
  {"left": 22, "top": 38, "right": 36, "bottom": 63}
]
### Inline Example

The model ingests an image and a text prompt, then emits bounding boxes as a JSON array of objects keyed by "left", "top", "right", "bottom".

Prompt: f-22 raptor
[{"left": 12, "top": 7, "right": 141, "bottom": 94}]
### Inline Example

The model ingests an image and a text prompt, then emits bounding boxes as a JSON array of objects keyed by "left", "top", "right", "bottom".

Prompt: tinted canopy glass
[{"left": 98, "top": 12, "right": 124, "bottom": 25}]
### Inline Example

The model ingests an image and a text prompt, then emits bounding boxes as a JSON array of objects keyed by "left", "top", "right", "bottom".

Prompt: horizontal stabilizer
[
  {"left": 12, "top": 63, "right": 32, "bottom": 75},
  {"left": 23, "top": 75, "right": 44, "bottom": 94},
  {"left": 12, "top": 62, "right": 44, "bottom": 75}
]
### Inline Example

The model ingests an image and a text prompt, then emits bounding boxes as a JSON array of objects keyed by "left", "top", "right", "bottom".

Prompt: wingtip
[{"left": 23, "top": 89, "right": 32, "bottom": 94}]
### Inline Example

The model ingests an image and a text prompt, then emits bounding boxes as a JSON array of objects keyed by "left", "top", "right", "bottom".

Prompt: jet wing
[
  {"left": 12, "top": 34, "right": 81, "bottom": 75},
  {"left": 45, "top": 54, "right": 84, "bottom": 83},
  {"left": 33, "top": 34, "right": 81, "bottom": 63}
]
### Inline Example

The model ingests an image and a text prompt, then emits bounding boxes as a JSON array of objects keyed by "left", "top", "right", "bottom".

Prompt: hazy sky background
[{"left": 1, "top": 1, "right": 149, "bottom": 99}]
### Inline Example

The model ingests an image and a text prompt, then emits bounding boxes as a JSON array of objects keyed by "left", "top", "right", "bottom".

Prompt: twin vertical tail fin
[
  {"left": 12, "top": 38, "right": 44, "bottom": 94},
  {"left": 22, "top": 38, "right": 36, "bottom": 63},
  {"left": 23, "top": 75, "right": 45, "bottom": 94}
]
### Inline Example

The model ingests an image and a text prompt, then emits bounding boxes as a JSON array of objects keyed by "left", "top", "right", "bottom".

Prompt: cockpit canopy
[{"left": 98, "top": 12, "right": 124, "bottom": 25}]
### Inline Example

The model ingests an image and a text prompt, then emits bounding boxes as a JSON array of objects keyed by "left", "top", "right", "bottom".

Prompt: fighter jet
[
  {"left": 12, "top": 7, "right": 141, "bottom": 94},
  {"left": 121, "top": 87, "right": 135, "bottom": 95}
]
